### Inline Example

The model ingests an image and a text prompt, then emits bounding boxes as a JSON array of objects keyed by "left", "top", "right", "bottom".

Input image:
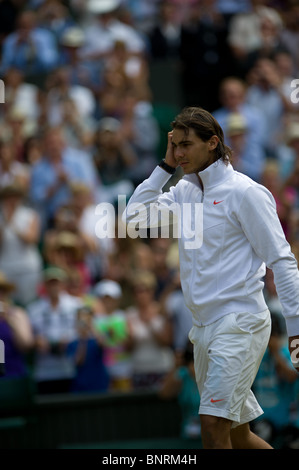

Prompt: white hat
[
  {"left": 60, "top": 27, "right": 85, "bottom": 47},
  {"left": 97, "top": 116, "right": 121, "bottom": 132},
  {"left": 87, "top": 0, "right": 121, "bottom": 14},
  {"left": 94, "top": 279, "right": 122, "bottom": 298}
]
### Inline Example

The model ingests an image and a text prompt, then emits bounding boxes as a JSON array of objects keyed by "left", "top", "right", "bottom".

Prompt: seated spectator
[
  {"left": 119, "top": 88, "right": 160, "bottom": 187},
  {"left": 159, "top": 340, "right": 201, "bottom": 442},
  {"left": 213, "top": 76, "right": 267, "bottom": 162},
  {"left": 0, "top": 136, "right": 30, "bottom": 191},
  {"left": 69, "top": 181, "right": 115, "bottom": 282},
  {"left": 92, "top": 116, "right": 136, "bottom": 204},
  {"left": 36, "top": 0, "right": 75, "bottom": 43},
  {"left": 227, "top": 1, "right": 284, "bottom": 77},
  {"left": 147, "top": 0, "right": 181, "bottom": 60},
  {"left": 93, "top": 279, "right": 132, "bottom": 392},
  {"left": 45, "top": 66, "right": 97, "bottom": 129},
  {"left": 0, "top": 183, "right": 43, "bottom": 306},
  {"left": 126, "top": 270, "right": 174, "bottom": 390},
  {"left": 245, "top": 57, "right": 287, "bottom": 157},
  {"left": 226, "top": 112, "right": 266, "bottom": 181},
  {"left": 163, "top": 269, "right": 193, "bottom": 364},
  {"left": 59, "top": 26, "right": 100, "bottom": 92},
  {"left": 3, "top": 67, "right": 41, "bottom": 122},
  {"left": 66, "top": 305, "right": 110, "bottom": 393},
  {"left": 79, "top": 0, "right": 146, "bottom": 67},
  {"left": 0, "top": 9, "right": 59, "bottom": 85},
  {"left": 252, "top": 315, "right": 299, "bottom": 448},
  {"left": 43, "top": 230, "right": 92, "bottom": 294},
  {"left": 260, "top": 160, "right": 295, "bottom": 240},
  {"left": 29, "top": 125, "right": 99, "bottom": 231},
  {"left": 276, "top": 121, "right": 299, "bottom": 180},
  {"left": 0, "top": 271, "right": 34, "bottom": 378},
  {"left": 27, "top": 266, "right": 82, "bottom": 394}
]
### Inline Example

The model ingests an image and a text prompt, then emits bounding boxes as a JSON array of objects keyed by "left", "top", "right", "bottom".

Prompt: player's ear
[{"left": 208, "top": 135, "right": 219, "bottom": 151}]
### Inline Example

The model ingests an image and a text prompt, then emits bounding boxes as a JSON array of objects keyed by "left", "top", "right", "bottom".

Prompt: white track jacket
[{"left": 122, "top": 160, "right": 299, "bottom": 336}]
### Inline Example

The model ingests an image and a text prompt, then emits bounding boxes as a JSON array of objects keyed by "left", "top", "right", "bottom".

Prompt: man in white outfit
[{"left": 122, "top": 106, "right": 299, "bottom": 449}]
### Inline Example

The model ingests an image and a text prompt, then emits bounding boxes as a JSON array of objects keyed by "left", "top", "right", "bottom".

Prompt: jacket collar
[{"left": 184, "top": 159, "right": 234, "bottom": 189}]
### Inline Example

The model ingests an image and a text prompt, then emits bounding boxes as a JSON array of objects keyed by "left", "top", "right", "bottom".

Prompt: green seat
[
  {"left": 0, "top": 374, "right": 36, "bottom": 414},
  {"left": 0, "top": 375, "right": 36, "bottom": 432}
]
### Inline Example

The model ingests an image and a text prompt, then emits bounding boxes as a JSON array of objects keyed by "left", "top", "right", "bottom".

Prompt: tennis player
[{"left": 122, "top": 107, "right": 299, "bottom": 449}]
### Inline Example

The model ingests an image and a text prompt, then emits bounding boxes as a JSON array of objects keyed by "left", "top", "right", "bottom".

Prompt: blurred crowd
[{"left": 1, "top": 0, "right": 299, "bottom": 446}]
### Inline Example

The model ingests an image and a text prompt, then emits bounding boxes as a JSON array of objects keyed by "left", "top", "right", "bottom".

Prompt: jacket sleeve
[
  {"left": 122, "top": 166, "right": 180, "bottom": 235},
  {"left": 237, "top": 184, "right": 299, "bottom": 336}
]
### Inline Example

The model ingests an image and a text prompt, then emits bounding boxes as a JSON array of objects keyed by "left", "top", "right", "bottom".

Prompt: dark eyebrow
[{"left": 172, "top": 139, "right": 193, "bottom": 147}]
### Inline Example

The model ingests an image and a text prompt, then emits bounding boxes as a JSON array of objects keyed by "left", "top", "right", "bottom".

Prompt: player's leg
[
  {"left": 200, "top": 414, "right": 233, "bottom": 449},
  {"left": 230, "top": 422, "right": 273, "bottom": 449}
]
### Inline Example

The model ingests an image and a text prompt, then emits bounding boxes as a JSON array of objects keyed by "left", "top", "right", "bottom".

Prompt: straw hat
[
  {"left": 0, "top": 184, "right": 25, "bottom": 200},
  {"left": 226, "top": 113, "right": 247, "bottom": 137},
  {"left": 0, "top": 272, "right": 15, "bottom": 292}
]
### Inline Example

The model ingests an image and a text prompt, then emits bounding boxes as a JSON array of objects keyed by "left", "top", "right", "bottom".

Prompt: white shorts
[{"left": 188, "top": 310, "right": 271, "bottom": 428}]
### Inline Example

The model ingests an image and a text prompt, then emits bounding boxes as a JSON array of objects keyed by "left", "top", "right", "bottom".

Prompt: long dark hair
[{"left": 171, "top": 107, "right": 232, "bottom": 165}]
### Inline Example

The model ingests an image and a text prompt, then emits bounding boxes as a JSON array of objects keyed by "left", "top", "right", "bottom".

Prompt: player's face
[{"left": 171, "top": 128, "right": 217, "bottom": 174}]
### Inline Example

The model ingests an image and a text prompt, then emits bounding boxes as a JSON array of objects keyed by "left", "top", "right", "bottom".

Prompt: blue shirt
[
  {"left": 30, "top": 146, "right": 98, "bottom": 225},
  {"left": 253, "top": 343, "right": 299, "bottom": 429},
  {"left": 0, "top": 28, "right": 59, "bottom": 75}
]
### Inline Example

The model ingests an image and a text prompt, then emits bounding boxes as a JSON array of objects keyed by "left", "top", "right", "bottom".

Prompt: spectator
[
  {"left": 260, "top": 160, "right": 295, "bottom": 240},
  {"left": 252, "top": 314, "right": 299, "bottom": 448},
  {"left": 126, "top": 270, "right": 174, "bottom": 390},
  {"left": 36, "top": 0, "right": 75, "bottom": 43},
  {"left": 66, "top": 305, "right": 110, "bottom": 393},
  {"left": 0, "top": 183, "right": 43, "bottom": 306},
  {"left": 179, "top": 0, "right": 230, "bottom": 112},
  {"left": 93, "top": 279, "right": 132, "bottom": 392},
  {"left": 92, "top": 116, "right": 136, "bottom": 204},
  {"left": 227, "top": 0, "right": 284, "bottom": 78},
  {"left": 2, "top": 67, "right": 41, "bottom": 122},
  {"left": 69, "top": 181, "right": 115, "bottom": 282},
  {"left": 245, "top": 57, "right": 287, "bottom": 157},
  {"left": 43, "top": 230, "right": 92, "bottom": 294},
  {"left": 147, "top": 0, "right": 181, "bottom": 60},
  {"left": 0, "top": 9, "right": 59, "bottom": 85},
  {"left": 27, "top": 266, "right": 82, "bottom": 394},
  {"left": 280, "top": 1, "right": 299, "bottom": 76},
  {"left": 226, "top": 112, "right": 266, "bottom": 181},
  {"left": 276, "top": 121, "right": 299, "bottom": 180},
  {"left": 213, "top": 76, "right": 267, "bottom": 163},
  {"left": 159, "top": 340, "right": 201, "bottom": 442},
  {"left": 273, "top": 50, "right": 299, "bottom": 115},
  {"left": 45, "top": 66, "right": 97, "bottom": 128},
  {"left": 29, "top": 125, "right": 99, "bottom": 231},
  {"left": 0, "top": 136, "right": 30, "bottom": 191},
  {"left": 120, "top": 89, "right": 160, "bottom": 186},
  {"left": 149, "top": 237, "right": 176, "bottom": 301},
  {"left": 80, "top": 0, "right": 146, "bottom": 63},
  {"left": 59, "top": 26, "right": 100, "bottom": 92},
  {"left": 163, "top": 269, "right": 193, "bottom": 364},
  {"left": 0, "top": 271, "right": 34, "bottom": 378}
]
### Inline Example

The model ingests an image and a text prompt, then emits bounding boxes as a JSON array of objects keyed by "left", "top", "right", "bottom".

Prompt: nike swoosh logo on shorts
[{"left": 210, "top": 398, "right": 225, "bottom": 403}]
